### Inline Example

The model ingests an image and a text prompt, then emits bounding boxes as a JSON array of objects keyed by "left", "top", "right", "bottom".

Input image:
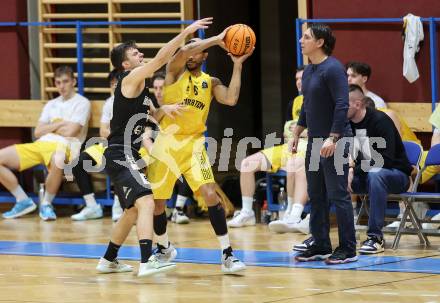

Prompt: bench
[{"left": 0, "top": 99, "right": 113, "bottom": 206}]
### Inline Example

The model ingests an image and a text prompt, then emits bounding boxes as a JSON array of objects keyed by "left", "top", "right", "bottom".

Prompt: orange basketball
[{"left": 224, "top": 24, "right": 256, "bottom": 56}]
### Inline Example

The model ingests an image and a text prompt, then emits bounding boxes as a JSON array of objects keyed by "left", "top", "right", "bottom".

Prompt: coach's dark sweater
[
  {"left": 297, "top": 56, "right": 351, "bottom": 137},
  {"left": 350, "top": 107, "right": 412, "bottom": 176}
]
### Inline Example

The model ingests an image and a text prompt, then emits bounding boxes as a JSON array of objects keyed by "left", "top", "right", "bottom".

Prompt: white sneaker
[
  {"left": 171, "top": 209, "right": 190, "bottom": 224},
  {"left": 268, "top": 213, "right": 305, "bottom": 234},
  {"left": 221, "top": 249, "right": 246, "bottom": 274},
  {"left": 268, "top": 219, "right": 295, "bottom": 233},
  {"left": 227, "top": 210, "right": 256, "bottom": 228},
  {"left": 154, "top": 242, "right": 177, "bottom": 263},
  {"left": 422, "top": 212, "right": 440, "bottom": 230},
  {"left": 137, "top": 255, "right": 176, "bottom": 277},
  {"left": 294, "top": 214, "right": 310, "bottom": 234},
  {"left": 112, "top": 196, "right": 123, "bottom": 222},
  {"left": 71, "top": 205, "right": 103, "bottom": 221},
  {"left": 96, "top": 257, "right": 133, "bottom": 273},
  {"left": 385, "top": 215, "right": 412, "bottom": 229}
]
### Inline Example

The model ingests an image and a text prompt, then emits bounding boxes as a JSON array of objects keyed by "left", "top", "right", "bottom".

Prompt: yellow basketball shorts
[
  {"left": 83, "top": 144, "right": 106, "bottom": 166},
  {"left": 260, "top": 139, "right": 307, "bottom": 173},
  {"left": 84, "top": 144, "right": 148, "bottom": 168},
  {"left": 15, "top": 141, "right": 70, "bottom": 172},
  {"left": 147, "top": 134, "right": 214, "bottom": 199},
  {"left": 420, "top": 150, "right": 440, "bottom": 184}
]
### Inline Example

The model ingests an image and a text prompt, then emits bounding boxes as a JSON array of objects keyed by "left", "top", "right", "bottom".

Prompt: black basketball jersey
[{"left": 108, "top": 70, "right": 154, "bottom": 151}]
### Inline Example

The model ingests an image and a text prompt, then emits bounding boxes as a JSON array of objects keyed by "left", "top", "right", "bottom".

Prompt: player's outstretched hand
[
  {"left": 185, "top": 17, "right": 213, "bottom": 34},
  {"left": 228, "top": 47, "right": 255, "bottom": 64},
  {"left": 216, "top": 26, "right": 233, "bottom": 52}
]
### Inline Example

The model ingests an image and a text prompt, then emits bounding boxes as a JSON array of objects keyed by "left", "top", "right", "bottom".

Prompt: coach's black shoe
[
  {"left": 293, "top": 236, "right": 314, "bottom": 252},
  {"left": 294, "top": 244, "right": 332, "bottom": 262},
  {"left": 325, "top": 247, "right": 358, "bottom": 265}
]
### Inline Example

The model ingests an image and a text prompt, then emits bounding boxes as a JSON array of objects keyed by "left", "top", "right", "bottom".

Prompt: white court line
[
  {"left": 343, "top": 290, "right": 360, "bottom": 293},
  {"left": 380, "top": 292, "right": 398, "bottom": 296},
  {"left": 266, "top": 286, "right": 285, "bottom": 289},
  {"left": 22, "top": 274, "right": 38, "bottom": 277},
  {"left": 420, "top": 294, "right": 440, "bottom": 297},
  {"left": 193, "top": 282, "right": 210, "bottom": 286},
  {"left": 231, "top": 284, "right": 248, "bottom": 288},
  {"left": 56, "top": 276, "right": 72, "bottom": 279},
  {"left": 305, "top": 288, "right": 322, "bottom": 291}
]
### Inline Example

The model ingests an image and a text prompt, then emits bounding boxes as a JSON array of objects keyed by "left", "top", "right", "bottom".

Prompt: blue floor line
[{"left": 1, "top": 240, "right": 439, "bottom": 274}]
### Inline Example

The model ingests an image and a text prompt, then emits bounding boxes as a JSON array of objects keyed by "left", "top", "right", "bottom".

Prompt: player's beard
[{"left": 186, "top": 61, "right": 200, "bottom": 71}]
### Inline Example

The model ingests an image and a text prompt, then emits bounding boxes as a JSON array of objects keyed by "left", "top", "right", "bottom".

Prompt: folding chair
[
  {"left": 392, "top": 143, "right": 440, "bottom": 249},
  {"left": 354, "top": 141, "right": 423, "bottom": 246}
]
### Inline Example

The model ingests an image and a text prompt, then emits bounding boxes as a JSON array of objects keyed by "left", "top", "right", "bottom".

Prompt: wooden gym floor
[{"left": 1, "top": 209, "right": 440, "bottom": 303}]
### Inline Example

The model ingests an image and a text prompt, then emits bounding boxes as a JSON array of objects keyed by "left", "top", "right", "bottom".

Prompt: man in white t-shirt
[
  {"left": 71, "top": 69, "right": 128, "bottom": 221},
  {"left": 1, "top": 66, "right": 91, "bottom": 220},
  {"left": 346, "top": 61, "right": 387, "bottom": 109}
]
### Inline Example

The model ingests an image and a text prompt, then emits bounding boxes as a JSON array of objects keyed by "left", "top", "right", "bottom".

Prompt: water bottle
[
  {"left": 278, "top": 186, "right": 288, "bottom": 220},
  {"left": 38, "top": 183, "right": 45, "bottom": 205}
]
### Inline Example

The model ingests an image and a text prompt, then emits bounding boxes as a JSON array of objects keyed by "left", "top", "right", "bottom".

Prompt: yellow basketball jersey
[
  {"left": 379, "top": 108, "right": 421, "bottom": 144},
  {"left": 291, "top": 95, "right": 304, "bottom": 123},
  {"left": 161, "top": 70, "right": 212, "bottom": 136}
]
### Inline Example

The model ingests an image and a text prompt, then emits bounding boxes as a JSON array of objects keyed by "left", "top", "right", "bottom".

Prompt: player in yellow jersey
[
  {"left": 228, "top": 66, "right": 310, "bottom": 234},
  {"left": 148, "top": 32, "right": 254, "bottom": 274},
  {"left": 1, "top": 66, "right": 90, "bottom": 220}
]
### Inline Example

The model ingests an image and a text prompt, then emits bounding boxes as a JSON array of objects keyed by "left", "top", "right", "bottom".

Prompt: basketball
[{"left": 224, "top": 24, "right": 256, "bottom": 56}]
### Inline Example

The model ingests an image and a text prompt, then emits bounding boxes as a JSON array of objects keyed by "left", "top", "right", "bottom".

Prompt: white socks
[
  {"left": 84, "top": 193, "right": 98, "bottom": 208},
  {"left": 241, "top": 196, "right": 253, "bottom": 213},
  {"left": 286, "top": 197, "right": 294, "bottom": 213},
  {"left": 11, "top": 186, "right": 29, "bottom": 202},
  {"left": 41, "top": 192, "right": 55, "bottom": 206},
  {"left": 217, "top": 234, "right": 231, "bottom": 251},
  {"left": 175, "top": 195, "right": 187, "bottom": 209},
  {"left": 155, "top": 232, "right": 169, "bottom": 248},
  {"left": 290, "top": 203, "right": 304, "bottom": 222}
]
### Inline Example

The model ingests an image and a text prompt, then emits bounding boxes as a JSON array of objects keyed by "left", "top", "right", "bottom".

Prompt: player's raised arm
[
  {"left": 166, "top": 27, "right": 230, "bottom": 83},
  {"left": 212, "top": 47, "right": 255, "bottom": 106},
  {"left": 123, "top": 18, "right": 213, "bottom": 90}
]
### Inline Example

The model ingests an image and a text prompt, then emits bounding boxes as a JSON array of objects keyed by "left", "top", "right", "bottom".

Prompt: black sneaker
[
  {"left": 325, "top": 247, "right": 358, "bottom": 265},
  {"left": 293, "top": 236, "right": 314, "bottom": 252},
  {"left": 359, "top": 236, "right": 385, "bottom": 254},
  {"left": 294, "top": 244, "right": 332, "bottom": 262}
]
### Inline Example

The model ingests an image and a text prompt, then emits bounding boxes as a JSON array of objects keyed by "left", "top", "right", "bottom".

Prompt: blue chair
[{"left": 391, "top": 143, "right": 440, "bottom": 248}]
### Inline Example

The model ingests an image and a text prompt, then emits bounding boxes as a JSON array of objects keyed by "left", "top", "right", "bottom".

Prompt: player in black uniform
[{"left": 95, "top": 18, "right": 213, "bottom": 278}]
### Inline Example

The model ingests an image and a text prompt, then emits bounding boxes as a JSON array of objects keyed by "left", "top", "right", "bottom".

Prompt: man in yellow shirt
[{"left": 148, "top": 33, "right": 254, "bottom": 273}]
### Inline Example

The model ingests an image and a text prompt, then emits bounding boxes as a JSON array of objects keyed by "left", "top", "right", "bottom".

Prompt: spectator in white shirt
[
  {"left": 346, "top": 61, "right": 387, "bottom": 109},
  {"left": 0, "top": 66, "right": 90, "bottom": 220}
]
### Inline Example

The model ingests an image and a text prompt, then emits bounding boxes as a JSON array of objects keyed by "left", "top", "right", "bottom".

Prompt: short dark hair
[
  {"left": 152, "top": 72, "right": 165, "bottom": 83},
  {"left": 54, "top": 65, "right": 74, "bottom": 79},
  {"left": 296, "top": 65, "right": 305, "bottom": 72},
  {"left": 110, "top": 40, "right": 138, "bottom": 71},
  {"left": 363, "top": 96, "right": 376, "bottom": 109},
  {"left": 308, "top": 23, "right": 336, "bottom": 55},
  {"left": 107, "top": 68, "right": 120, "bottom": 83},
  {"left": 349, "top": 84, "right": 364, "bottom": 95},
  {"left": 346, "top": 61, "right": 372, "bottom": 80}
]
